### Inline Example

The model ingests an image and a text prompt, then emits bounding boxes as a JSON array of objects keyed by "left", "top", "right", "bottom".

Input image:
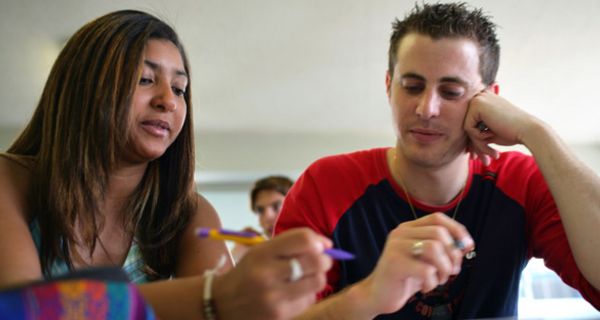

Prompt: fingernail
[
  {"left": 315, "top": 241, "right": 325, "bottom": 252},
  {"left": 453, "top": 265, "right": 461, "bottom": 274},
  {"left": 460, "top": 237, "right": 474, "bottom": 248}
]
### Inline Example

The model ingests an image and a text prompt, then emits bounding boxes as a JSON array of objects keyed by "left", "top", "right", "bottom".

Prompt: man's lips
[
  {"left": 409, "top": 128, "right": 444, "bottom": 142},
  {"left": 410, "top": 128, "right": 442, "bottom": 135}
]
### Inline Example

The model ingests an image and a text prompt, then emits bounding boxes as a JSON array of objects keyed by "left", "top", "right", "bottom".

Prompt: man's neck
[{"left": 387, "top": 147, "right": 469, "bottom": 206}]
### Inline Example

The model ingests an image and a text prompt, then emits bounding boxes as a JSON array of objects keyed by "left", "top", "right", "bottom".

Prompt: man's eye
[
  {"left": 272, "top": 201, "right": 282, "bottom": 213},
  {"left": 440, "top": 89, "right": 464, "bottom": 99},
  {"left": 403, "top": 85, "right": 424, "bottom": 95}
]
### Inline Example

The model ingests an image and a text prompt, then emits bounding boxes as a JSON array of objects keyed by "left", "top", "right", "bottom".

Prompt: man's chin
[{"left": 404, "top": 148, "right": 465, "bottom": 168}]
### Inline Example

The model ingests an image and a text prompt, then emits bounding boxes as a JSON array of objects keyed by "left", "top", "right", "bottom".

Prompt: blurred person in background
[{"left": 231, "top": 175, "right": 294, "bottom": 262}]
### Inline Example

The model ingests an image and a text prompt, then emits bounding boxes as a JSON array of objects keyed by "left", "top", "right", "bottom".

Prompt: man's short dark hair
[
  {"left": 250, "top": 175, "right": 294, "bottom": 212},
  {"left": 388, "top": 2, "right": 500, "bottom": 85}
]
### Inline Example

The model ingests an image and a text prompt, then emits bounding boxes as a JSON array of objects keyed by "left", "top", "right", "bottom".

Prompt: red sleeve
[
  {"left": 274, "top": 149, "right": 388, "bottom": 299},
  {"left": 274, "top": 166, "right": 341, "bottom": 299},
  {"left": 500, "top": 153, "right": 600, "bottom": 309},
  {"left": 275, "top": 167, "right": 334, "bottom": 237}
]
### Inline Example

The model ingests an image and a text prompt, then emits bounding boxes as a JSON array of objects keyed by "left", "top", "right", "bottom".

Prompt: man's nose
[
  {"left": 415, "top": 89, "right": 441, "bottom": 119},
  {"left": 264, "top": 207, "right": 278, "bottom": 219}
]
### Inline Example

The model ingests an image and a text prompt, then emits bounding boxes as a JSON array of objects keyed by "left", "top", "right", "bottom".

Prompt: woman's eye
[
  {"left": 139, "top": 77, "right": 153, "bottom": 85},
  {"left": 172, "top": 87, "right": 186, "bottom": 97}
]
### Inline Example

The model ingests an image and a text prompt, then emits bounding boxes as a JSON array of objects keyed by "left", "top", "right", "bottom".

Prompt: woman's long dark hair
[{"left": 8, "top": 10, "right": 196, "bottom": 279}]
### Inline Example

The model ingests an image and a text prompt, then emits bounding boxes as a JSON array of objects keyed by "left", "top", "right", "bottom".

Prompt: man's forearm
[
  {"left": 523, "top": 119, "right": 600, "bottom": 290},
  {"left": 294, "top": 282, "right": 376, "bottom": 320}
]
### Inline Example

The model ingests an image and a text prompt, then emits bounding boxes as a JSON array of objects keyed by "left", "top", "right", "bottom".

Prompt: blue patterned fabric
[{"left": 0, "top": 277, "right": 156, "bottom": 320}]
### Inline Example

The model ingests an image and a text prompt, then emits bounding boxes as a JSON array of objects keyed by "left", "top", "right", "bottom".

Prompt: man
[
  {"left": 276, "top": 2, "right": 600, "bottom": 318},
  {"left": 250, "top": 175, "right": 294, "bottom": 237},
  {"left": 231, "top": 175, "right": 294, "bottom": 262}
]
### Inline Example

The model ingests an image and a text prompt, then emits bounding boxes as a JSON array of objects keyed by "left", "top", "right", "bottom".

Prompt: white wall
[{"left": 3, "top": 128, "right": 600, "bottom": 231}]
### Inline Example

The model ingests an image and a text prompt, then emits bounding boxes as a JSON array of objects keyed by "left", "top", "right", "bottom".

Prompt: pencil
[{"left": 196, "top": 227, "right": 355, "bottom": 261}]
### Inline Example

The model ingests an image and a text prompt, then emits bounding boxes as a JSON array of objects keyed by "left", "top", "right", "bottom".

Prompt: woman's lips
[{"left": 141, "top": 119, "right": 170, "bottom": 137}]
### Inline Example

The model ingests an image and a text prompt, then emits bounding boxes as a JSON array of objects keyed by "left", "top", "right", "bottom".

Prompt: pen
[
  {"left": 196, "top": 227, "right": 355, "bottom": 261},
  {"left": 197, "top": 228, "right": 266, "bottom": 245}
]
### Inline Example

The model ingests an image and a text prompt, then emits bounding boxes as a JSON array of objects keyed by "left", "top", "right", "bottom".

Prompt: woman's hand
[{"left": 212, "top": 228, "right": 333, "bottom": 320}]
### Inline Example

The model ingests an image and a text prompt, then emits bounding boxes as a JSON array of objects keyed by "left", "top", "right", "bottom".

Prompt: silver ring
[
  {"left": 477, "top": 121, "right": 489, "bottom": 132},
  {"left": 411, "top": 241, "right": 425, "bottom": 257},
  {"left": 289, "top": 258, "right": 303, "bottom": 282}
]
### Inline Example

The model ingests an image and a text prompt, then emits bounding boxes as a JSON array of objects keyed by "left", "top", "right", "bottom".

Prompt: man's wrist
[
  {"left": 520, "top": 117, "right": 553, "bottom": 151},
  {"left": 341, "top": 278, "right": 378, "bottom": 319}
]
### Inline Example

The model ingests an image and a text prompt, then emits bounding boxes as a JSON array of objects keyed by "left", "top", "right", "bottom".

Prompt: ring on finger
[
  {"left": 289, "top": 258, "right": 303, "bottom": 282},
  {"left": 477, "top": 121, "right": 489, "bottom": 132},
  {"left": 411, "top": 241, "right": 425, "bottom": 257}
]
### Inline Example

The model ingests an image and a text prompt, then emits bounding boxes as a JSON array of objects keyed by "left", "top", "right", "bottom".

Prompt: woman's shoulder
[
  {"left": 0, "top": 153, "right": 34, "bottom": 221},
  {"left": 190, "top": 192, "right": 219, "bottom": 223},
  {"left": 0, "top": 153, "right": 35, "bottom": 181},
  {"left": 0, "top": 153, "right": 36, "bottom": 171},
  {"left": 0, "top": 153, "right": 34, "bottom": 191}
]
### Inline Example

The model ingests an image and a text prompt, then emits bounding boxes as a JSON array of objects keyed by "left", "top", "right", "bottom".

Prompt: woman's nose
[{"left": 150, "top": 84, "right": 177, "bottom": 112}]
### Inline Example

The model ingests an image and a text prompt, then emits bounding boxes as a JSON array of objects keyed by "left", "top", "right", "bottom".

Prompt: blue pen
[{"left": 196, "top": 227, "right": 355, "bottom": 261}]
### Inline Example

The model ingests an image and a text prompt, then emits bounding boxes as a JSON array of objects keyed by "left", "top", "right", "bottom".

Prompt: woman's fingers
[
  {"left": 216, "top": 228, "right": 334, "bottom": 320},
  {"left": 269, "top": 249, "right": 333, "bottom": 283},
  {"left": 259, "top": 227, "right": 332, "bottom": 258}
]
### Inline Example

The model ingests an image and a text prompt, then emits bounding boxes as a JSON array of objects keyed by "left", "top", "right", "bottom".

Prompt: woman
[{"left": 0, "top": 10, "right": 332, "bottom": 319}]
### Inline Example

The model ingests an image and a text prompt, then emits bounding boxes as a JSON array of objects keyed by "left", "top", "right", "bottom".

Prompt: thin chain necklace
[{"left": 395, "top": 169, "right": 466, "bottom": 221}]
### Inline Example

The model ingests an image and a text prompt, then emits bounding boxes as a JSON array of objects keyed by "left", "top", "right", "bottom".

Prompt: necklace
[
  {"left": 395, "top": 170, "right": 466, "bottom": 221},
  {"left": 397, "top": 173, "right": 478, "bottom": 262}
]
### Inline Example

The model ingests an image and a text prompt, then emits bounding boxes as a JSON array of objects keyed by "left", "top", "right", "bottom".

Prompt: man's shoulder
[
  {"left": 497, "top": 150, "right": 534, "bottom": 162},
  {"left": 307, "top": 147, "right": 388, "bottom": 173},
  {"left": 484, "top": 150, "right": 537, "bottom": 174},
  {"left": 478, "top": 150, "right": 545, "bottom": 200},
  {"left": 293, "top": 147, "right": 391, "bottom": 197}
]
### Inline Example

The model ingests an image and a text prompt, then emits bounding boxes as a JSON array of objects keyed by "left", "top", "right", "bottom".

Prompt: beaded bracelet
[
  {"left": 202, "top": 255, "right": 226, "bottom": 320},
  {"left": 202, "top": 268, "right": 218, "bottom": 320}
]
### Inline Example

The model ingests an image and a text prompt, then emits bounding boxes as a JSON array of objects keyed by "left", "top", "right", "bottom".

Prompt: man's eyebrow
[
  {"left": 439, "top": 76, "right": 469, "bottom": 87},
  {"left": 143, "top": 60, "right": 188, "bottom": 78},
  {"left": 400, "top": 72, "right": 425, "bottom": 81},
  {"left": 257, "top": 200, "right": 281, "bottom": 207},
  {"left": 401, "top": 73, "right": 470, "bottom": 87}
]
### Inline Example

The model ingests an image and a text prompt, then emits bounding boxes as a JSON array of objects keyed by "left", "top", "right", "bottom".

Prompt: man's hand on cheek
[{"left": 463, "top": 91, "right": 535, "bottom": 165}]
